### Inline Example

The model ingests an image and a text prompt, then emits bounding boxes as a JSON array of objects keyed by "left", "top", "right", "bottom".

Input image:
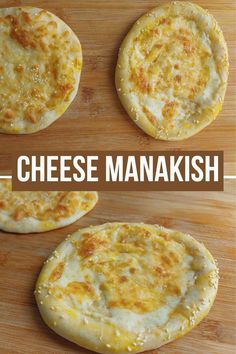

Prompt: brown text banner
[{"left": 12, "top": 151, "right": 224, "bottom": 191}]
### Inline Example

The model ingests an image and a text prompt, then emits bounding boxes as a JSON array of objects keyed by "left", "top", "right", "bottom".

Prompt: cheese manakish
[
  {"left": 36, "top": 222, "right": 218, "bottom": 353},
  {"left": 0, "top": 180, "right": 97, "bottom": 233},
  {"left": 0, "top": 7, "right": 82, "bottom": 134},
  {"left": 115, "top": 1, "right": 229, "bottom": 140}
]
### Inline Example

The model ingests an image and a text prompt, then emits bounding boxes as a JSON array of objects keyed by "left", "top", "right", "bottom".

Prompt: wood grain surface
[
  {"left": 0, "top": 180, "right": 235, "bottom": 353},
  {"left": 0, "top": 0, "right": 235, "bottom": 174},
  {"left": 0, "top": 1, "right": 235, "bottom": 354}
]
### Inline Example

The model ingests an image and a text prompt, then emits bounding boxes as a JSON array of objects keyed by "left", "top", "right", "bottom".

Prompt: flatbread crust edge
[
  {"left": 115, "top": 1, "right": 229, "bottom": 141},
  {"left": 0, "top": 6, "right": 82, "bottom": 134},
  {"left": 0, "top": 192, "right": 98, "bottom": 234},
  {"left": 35, "top": 222, "right": 219, "bottom": 353}
]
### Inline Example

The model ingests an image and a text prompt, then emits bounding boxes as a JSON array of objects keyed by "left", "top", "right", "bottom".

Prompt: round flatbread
[
  {"left": 35, "top": 222, "right": 218, "bottom": 353},
  {"left": 0, "top": 7, "right": 82, "bottom": 134},
  {"left": 115, "top": 1, "right": 228, "bottom": 141},
  {"left": 0, "top": 180, "right": 97, "bottom": 233}
]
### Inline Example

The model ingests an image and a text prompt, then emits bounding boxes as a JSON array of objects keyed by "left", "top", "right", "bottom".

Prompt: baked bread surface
[
  {"left": 0, "top": 180, "right": 98, "bottom": 233},
  {"left": 36, "top": 222, "right": 219, "bottom": 353},
  {"left": 115, "top": 1, "right": 228, "bottom": 140},
  {"left": 0, "top": 7, "right": 82, "bottom": 134}
]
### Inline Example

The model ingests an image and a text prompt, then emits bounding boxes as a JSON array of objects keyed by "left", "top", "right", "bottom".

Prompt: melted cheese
[
  {"left": 36, "top": 223, "right": 219, "bottom": 353},
  {"left": 0, "top": 179, "right": 97, "bottom": 233},
  {"left": 0, "top": 7, "right": 82, "bottom": 134},
  {"left": 116, "top": 2, "right": 228, "bottom": 140}
]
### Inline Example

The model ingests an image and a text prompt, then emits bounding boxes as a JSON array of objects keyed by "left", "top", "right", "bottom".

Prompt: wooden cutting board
[
  {"left": 0, "top": 180, "right": 235, "bottom": 354},
  {"left": 0, "top": 1, "right": 235, "bottom": 354},
  {"left": 0, "top": 0, "right": 235, "bottom": 175}
]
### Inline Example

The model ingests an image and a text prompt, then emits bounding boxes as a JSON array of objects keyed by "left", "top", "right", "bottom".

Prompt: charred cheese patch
[
  {"left": 35, "top": 222, "right": 218, "bottom": 353},
  {"left": 115, "top": 1, "right": 228, "bottom": 140},
  {"left": 0, "top": 179, "right": 97, "bottom": 233},
  {"left": 0, "top": 7, "right": 82, "bottom": 134}
]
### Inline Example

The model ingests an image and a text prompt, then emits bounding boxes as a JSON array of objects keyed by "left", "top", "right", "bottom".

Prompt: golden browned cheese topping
[
  {"left": 0, "top": 179, "right": 96, "bottom": 222},
  {"left": 45, "top": 224, "right": 204, "bottom": 315},
  {"left": 0, "top": 7, "right": 82, "bottom": 133},
  {"left": 128, "top": 20, "right": 216, "bottom": 131}
]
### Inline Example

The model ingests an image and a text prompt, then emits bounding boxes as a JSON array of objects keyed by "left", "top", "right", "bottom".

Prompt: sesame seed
[
  {"left": 53, "top": 321, "right": 57, "bottom": 326},
  {"left": 53, "top": 251, "right": 59, "bottom": 259},
  {"left": 40, "top": 301, "right": 43, "bottom": 305},
  {"left": 127, "top": 346, "right": 132, "bottom": 352},
  {"left": 106, "top": 344, "right": 111, "bottom": 348}
]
